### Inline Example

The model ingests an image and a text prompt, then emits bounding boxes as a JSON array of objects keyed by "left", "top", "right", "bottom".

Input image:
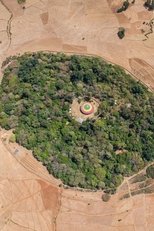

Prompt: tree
[
  {"left": 117, "top": 1, "right": 130, "bottom": 13},
  {"left": 144, "top": 0, "right": 154, "bottom": 10},
  {"left": 117, "top": 28, "right": 125, "bottom": 39},
  {"left": 17, "top": 0, "right": 26, "bottom": 4}
]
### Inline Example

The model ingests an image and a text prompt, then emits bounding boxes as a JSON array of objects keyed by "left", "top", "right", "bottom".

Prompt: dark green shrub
[
  {"left": 17, "top": 0, "right": 26, "bottom": 4},
  {"left": 146, "top": 165, "right": 154, "bottom": 179},
  {"left": 117, "top": 28, "right": 125, "bottom": 39},
  {"left": 102, "top": 193, "right": 111, "bottom": 202},
  {"left": 117, "top": 1, "right": 130, "bottom": 13}
]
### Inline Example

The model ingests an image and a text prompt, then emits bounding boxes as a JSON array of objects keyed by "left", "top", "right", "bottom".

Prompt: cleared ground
[{"left": 0, "top": 0, "right": 154, "bottom": 230}]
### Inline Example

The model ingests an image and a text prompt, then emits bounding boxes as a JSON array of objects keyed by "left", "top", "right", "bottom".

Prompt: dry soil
[{"left": 0, "top": 0, "right": 154, "bottom": 230}]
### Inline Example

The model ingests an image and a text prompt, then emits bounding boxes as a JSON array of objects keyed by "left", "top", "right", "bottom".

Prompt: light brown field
[{"left": 0, "top": 0, "right": 154, "bottom": 230}]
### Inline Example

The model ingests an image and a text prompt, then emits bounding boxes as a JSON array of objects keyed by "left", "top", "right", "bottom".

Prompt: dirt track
[{"left": 0, "top": 0, "right": 154, "bottom": 230}]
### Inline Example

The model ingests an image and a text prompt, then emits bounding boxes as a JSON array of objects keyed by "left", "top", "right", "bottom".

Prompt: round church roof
[{"left": 80, "top": 102, "right": 94, "bottom": 115}]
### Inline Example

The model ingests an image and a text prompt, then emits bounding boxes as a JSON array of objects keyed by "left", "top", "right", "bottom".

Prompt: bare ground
[
  {"left": 0, "top": 0, "right": 154, "bottom": 230},
  {"left": 0, "top": 129, "right": 154, "bottom": 231}
]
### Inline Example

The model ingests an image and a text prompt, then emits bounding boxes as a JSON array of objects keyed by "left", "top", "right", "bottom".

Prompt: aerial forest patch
[{"left": 0, "top": 53, "right": 154, "bottom": 190}]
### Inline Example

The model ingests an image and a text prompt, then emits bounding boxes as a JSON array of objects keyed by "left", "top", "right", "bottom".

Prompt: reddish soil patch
[
  {"left": 116, "top": 13, "right": 130, "bottom": 24},
  {"left": 40, "top": 12, "right": 49, "bottom": 25},
  {"left": 38, "top": 179, "right": 59, "bottom": 211},
  {"left": 138, "top": 11, "right": 153, "bottom": 20}
]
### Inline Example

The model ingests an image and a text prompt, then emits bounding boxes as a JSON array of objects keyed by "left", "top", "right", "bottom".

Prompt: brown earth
[{"left": 0, "top": 0, "right": 154, "bottom": 230}]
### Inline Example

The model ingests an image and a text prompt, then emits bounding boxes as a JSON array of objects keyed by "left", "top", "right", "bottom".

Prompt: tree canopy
[{"left": 0, "top": 52, "right": 153, "bottom": 190}]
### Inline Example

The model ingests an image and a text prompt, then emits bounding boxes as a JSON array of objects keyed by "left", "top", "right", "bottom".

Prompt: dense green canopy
[{"left": 0, "top": 52, "right": 153, "bottom": 190}]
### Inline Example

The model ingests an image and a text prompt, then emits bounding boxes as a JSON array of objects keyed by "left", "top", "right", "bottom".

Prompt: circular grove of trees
[{"left": 0, "top": 52, "right": 153, "bottom": 191}]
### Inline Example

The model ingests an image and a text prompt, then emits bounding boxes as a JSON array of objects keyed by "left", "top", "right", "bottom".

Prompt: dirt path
[{"left": 0, "top": 0, "right": 13, "bottom": 49}]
